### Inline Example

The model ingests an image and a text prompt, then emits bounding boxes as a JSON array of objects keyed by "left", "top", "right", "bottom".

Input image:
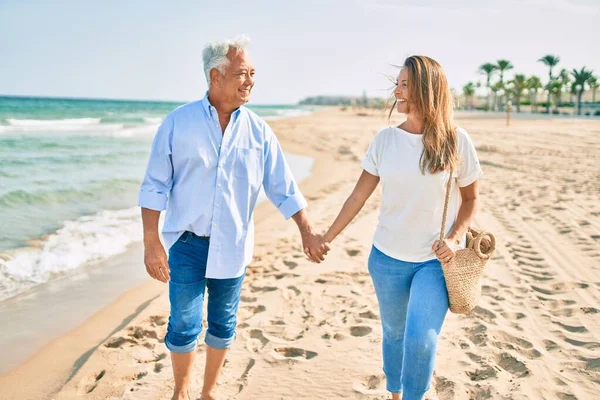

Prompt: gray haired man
[{"left": 139, "top": 36, "right": 329, "bottom": 400}]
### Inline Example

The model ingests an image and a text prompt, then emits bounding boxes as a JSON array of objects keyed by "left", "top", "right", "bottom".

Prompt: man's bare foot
[
  {"left": 199, "top": 393, "right": 216, "bottom": 400},
  {"left": 171, "top": 389, "right": 190, "bottom": 400}
]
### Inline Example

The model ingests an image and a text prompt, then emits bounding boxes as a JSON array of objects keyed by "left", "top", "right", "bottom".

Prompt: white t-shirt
[{"left": 361, "top": 126, "right": 483, "bottom": 262}]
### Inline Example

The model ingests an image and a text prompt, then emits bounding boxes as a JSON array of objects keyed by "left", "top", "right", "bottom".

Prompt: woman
[{"left": 324, "top": 56, "right": 483, "bottom": 399}]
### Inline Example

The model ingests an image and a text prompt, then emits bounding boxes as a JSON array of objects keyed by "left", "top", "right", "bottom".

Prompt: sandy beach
[{"left": 1, "top": 108, "right": 599, "bottom": 400}]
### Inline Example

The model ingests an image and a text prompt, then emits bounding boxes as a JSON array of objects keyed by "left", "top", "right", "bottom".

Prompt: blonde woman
[{"left": 324, "top": 56, "right": 483, "bottom": 399}]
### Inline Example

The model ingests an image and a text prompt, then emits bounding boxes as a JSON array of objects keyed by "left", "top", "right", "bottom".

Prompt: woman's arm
[
  {"left": 433, "top": 180, "right": 480, "bottom": 262},
  {"left": 324, "top": 170, "right": 380, "bottom": 243}
]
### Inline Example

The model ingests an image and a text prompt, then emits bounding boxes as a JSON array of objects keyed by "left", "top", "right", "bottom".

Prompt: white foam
[
  {"left": 262, "top": 108, "right": 313, "bottom": 121},
  {"left": 6, "top": 118, "right": 102, "bottom": 127},
  {"left": 143, "top": 117, "right": 163, "bottom": 124},
  {"left": 0, "top": 207, "right": 144, "bottom": 301}
]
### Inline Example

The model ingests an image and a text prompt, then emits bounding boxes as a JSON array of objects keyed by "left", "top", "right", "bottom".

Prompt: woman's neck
[{"left": 400, "top": 114, "right": 424, "bottom": 135}]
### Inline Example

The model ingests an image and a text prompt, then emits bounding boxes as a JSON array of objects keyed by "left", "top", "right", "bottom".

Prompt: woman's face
[{"left": 394, "top": 68, "right": 410, "bottom": 114}]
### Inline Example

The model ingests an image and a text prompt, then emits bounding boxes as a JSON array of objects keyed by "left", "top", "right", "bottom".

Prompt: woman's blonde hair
[{"left": 389, "top": 55, "right": 460, "bottom": 174}]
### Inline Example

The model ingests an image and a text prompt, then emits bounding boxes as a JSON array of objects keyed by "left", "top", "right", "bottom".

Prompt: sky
[{"left": 1, "top": 0, "right": 599, "bottom": 104}]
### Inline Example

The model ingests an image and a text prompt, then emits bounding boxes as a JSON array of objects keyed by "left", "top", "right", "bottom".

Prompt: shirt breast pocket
[{"left": 234, "top": 147, "right": 262, "bottom": 184}]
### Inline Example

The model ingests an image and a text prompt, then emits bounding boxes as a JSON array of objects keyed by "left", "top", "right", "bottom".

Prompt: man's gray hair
[{"left": 202, "top": 35, "right": 250, "bottom": 86}]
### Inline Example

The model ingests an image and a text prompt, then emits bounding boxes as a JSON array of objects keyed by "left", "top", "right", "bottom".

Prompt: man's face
[{"left": 215, "top": 49, "right": 255, "bottom": 107}]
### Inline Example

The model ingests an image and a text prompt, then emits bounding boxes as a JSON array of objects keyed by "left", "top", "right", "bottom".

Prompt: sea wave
[
  {"left": 5, "top": 118, "right": 102, "bottom": 127},
  {"left": 0, "top": 179, "right": 142, "bottom": 208},
  {"left": 0, "top": 207, "right": 143, "bottom": 302}
]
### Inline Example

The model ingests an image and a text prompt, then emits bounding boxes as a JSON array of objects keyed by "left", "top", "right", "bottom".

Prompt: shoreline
[
  {"left": 0, "top": 109, "right": 340, "bottom": 399},
  {"left": 2, "top": 109, "right": 599, "bottom": 399}
]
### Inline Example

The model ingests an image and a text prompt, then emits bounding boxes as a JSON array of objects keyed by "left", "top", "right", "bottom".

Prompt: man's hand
[
  {"left": 302, "top": 230, "right": 331, "bottom": 263},
  {"left": 144, "top": 238, "right": 170, "bottom": 283}
]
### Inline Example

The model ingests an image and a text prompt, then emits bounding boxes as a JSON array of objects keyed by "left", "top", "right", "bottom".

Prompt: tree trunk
[
  {"left": 577, "top": 92, "right": 582, "bottom": 115},
  {"left": 516, "top": 94, "right": 521, "bottom": 113},
  {"left": 594, "top": 88, "right": 597, "bottom": 103}
]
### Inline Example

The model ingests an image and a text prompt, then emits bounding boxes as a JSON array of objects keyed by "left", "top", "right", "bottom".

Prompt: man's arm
[
  {"left": 292, "top": 208, "right": 330, "bottom": 263},
  {"left": 138, "top": 115, "right": 174, "bottom": 282},
  {"left": 141, "top": 208, "right": 170, "bottom": 282},
  {"left": 261, "top": 124, "right": 329, "bottom": 263}
]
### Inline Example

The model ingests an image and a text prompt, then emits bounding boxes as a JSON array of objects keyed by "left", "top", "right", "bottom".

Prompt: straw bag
[{"left": 439, "top": 172, "right": 496, "bottom": 314}]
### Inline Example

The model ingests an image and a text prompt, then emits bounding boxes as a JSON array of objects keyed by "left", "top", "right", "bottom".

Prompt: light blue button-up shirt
[{"left": 138, "top": 94, "right": 307, "bottom": 279}]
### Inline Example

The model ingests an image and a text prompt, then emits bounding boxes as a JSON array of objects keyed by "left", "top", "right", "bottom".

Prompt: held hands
[
  {"left": 144, "top": 238, "right": 170, "bottom": 283},
  {"left": 432, "top": 238, "right": 458, "bottom": 265},
  {"left": 302, "top": 229, "right": 331, "bottom": 263}
]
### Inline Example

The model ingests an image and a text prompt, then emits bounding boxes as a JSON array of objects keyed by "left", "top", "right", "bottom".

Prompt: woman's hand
[{"left": 432, "top": 238, "right": 458, "bottom": 265}]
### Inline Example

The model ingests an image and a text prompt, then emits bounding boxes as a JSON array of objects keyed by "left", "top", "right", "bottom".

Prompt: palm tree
[
  {"left": 558, "top": 68, "right": 571, "bottom": 106},
  {"left": 478, "top": 63, "right": 498, "bottom": 110},
  {"left": 538, "top": 54, "right": 561, "bottom": 113},
  {"left": 527, "top": 75, "right": 543, "bottom": 113},
  {"left": 571, "top": 67, "right": 594, "bottom": 115},
  {"left": 462, "top": 82, "right": 476, "bottom": 108},
  {"left": 509, "top": 74, "right": 528, "bottom": 113},
  {"left": 491, "top": 81, "right": 504, "bottom": 111},
  {"left": 548, "top": 81, "right": 562, "bottom": 113},
  {"left": 495, "top": 60, "right": 514, "bottom": 107},
  {"left": 588, "top": 76, "right": 598, "bottom": 103},
  {"left": 496, "top": 59, "right": 514, "bottom": 84}
]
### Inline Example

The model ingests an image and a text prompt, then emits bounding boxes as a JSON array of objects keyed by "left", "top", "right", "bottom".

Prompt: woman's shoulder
[
  {"left": 372, "top": 126, "right": 399, "bottom": 144},
  {"left": 455, "top": 126, "right": 476, "bottom": 148}
]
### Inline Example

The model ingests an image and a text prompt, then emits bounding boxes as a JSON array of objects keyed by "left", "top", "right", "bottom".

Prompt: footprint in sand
[
  {"left": 283, "top": 260, "right": 298, "bottom": 269},
  {"left": 274, "top": 272, "right": 300, "bottom": 280},
  {"left": 350, "top": 326, "right": 373, "bottom": 337},
  {"left": 287, "top": 285, "right": 301, "bottom": 296},
  {"left": 466, "top": 365, "right": 497, "bottom": 382},
  {"left": 273, "top": 347, "right": 318, "bottom": 361},
  {"left": 105, "top": 336, "right": 137, "bottom": 349},
  {"left": 149, "top": 315, "right": 167, "bottom": 326},
  {"left": 245, "top": 329, "right": 270, "bottom": 353},
  {"left": 84, "top": 369, "right": 106, "bottom": 394},
  {"left": 495, "top": 352, "right": 529, "bottom": 377},
  {"left": 250, "top": 285, "right": 278, "bottom": 293},
  {"left": 241, "top": 295, "right": 257, "bottom": 303},
  {"left": 466, "top": 323, "right": 488, "bottom": 346},
  {"left": 552, "top": 320, "right": 588, "bottom": 333},
  {"left": 358, "top": 310, "right": 379, "bottom": 320},
  {"left": 352, "top": 374, "right": 386, "bottom": 395},
  {"left": 563, "top": 337, "right": 600, "bottom": 350},
  {"left": 472, "top": 306, "right": 497, "bottom": 323},
  {"left": 345, "top": 248, "right": 361, "bottom": 257}
]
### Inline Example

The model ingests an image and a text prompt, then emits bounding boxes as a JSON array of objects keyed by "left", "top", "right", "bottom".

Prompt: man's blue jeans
[
  {"left": 165, "top": 231, "right": 245, "bottom": 353},
  {"left": 368, "top": 245, "right": 449, "bottom": 400}
]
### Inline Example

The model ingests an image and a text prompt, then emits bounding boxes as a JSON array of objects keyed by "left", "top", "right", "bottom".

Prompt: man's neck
[{"left": 207, "top": 92, "right": 236, "bottom": 118}]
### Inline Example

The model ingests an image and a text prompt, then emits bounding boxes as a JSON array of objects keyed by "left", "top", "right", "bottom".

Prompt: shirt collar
[{"left": 201, "top": 92, "right": 243, "bottom": 121}]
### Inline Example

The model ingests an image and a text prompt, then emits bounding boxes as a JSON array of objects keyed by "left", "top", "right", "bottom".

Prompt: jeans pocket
[{"left": 179, "top": 231, "right": 192, "bottom": 243}]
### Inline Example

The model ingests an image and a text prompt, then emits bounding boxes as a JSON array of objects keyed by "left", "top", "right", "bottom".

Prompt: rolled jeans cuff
[
  {"left": 205, "top": 331, "right": 235, "bottom": 350},
  {"left": 165, "top": 337, "right": 197, "bottom": 354}
]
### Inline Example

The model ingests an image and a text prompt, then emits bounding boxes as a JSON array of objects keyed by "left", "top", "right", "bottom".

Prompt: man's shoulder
[
  {"left": 239, "top": 105, "right": 271, "bottom": 135},
  {"left": 240, "top": 105, "right": 266, "bottom": 124},
  {"left": 166, "top": 100, "right": 204, "bottom": 121}
]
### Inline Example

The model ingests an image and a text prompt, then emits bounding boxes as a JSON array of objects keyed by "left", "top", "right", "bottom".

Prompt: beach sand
[{"left": 1, "top": 108, "right": 599, "bottom": 399}]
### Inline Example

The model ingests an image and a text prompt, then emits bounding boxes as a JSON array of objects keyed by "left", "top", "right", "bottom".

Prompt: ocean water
[{"left": 0, "top": 96, "right": 313, "bottom": 302}]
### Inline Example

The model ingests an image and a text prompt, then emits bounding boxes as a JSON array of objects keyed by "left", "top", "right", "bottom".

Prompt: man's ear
[{"left": 210, "top": 68, "right": 221, "bottom": 87}]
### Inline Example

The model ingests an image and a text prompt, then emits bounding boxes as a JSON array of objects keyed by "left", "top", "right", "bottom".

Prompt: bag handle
[{"left": 439, "top": 170, "right": 453, "bottom": 243}]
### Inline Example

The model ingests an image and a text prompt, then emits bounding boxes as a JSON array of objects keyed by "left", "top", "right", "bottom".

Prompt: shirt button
[
  {"left": 217, "top": 183, "right": 221, "bottom": 187},
  {"left": 216, "top": 203, "right": 220, "bottom": 207},
  {"left": 213, "top": 223, "right": 217, "bottom": 227}
]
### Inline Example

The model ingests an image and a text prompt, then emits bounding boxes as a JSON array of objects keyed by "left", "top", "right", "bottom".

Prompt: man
[{"left": 138, "top": 35, "right": 329, "bottom": 400}]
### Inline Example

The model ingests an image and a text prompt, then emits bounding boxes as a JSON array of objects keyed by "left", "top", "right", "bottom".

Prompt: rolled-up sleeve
[
  {"left": 138, "top": 115, "right": 174, "bottom": 211},
  {"left": 262, "top": 124, "right": 307, "bottom": 219}
]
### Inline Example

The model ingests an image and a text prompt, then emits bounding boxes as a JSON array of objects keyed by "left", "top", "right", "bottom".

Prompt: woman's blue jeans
[{"left": 368, "top": 245, "right": 449, "bottom": 399}]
